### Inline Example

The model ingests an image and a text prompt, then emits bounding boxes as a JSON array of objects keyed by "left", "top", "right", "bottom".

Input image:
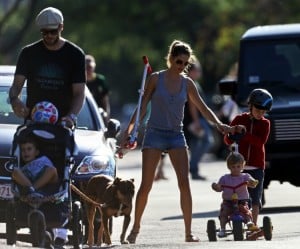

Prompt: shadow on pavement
[
  {"left": 261, "top": 206, "right": 300, "bottom": 214},
  {"left": 162, "top": 210, "right": 219, "bottom": 220},
  {"left": 162, "top": 206, "right": 300, "bottom": 221}
]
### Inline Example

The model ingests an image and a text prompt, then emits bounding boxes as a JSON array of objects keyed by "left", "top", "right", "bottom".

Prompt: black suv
[{"left": 219, "top": 24, "right": 300, "bottom": 192}]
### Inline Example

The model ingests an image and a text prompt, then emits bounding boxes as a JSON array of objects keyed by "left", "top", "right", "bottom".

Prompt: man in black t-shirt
[
  {"left": 9, "top": 7, "right": 86, "bottom": 129},
  {"left": 9, "top": 7, "right": 86, "bottom": 247}
]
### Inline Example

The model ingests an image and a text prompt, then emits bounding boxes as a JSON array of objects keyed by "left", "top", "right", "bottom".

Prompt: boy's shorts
[
  {"left": 243, "top": 168, "right": 264, "bottom": 207},
  {"left": 22, "top": 165, "right": 52, "bottom": 183},
  {"left": 142, "top": 127, "right": 187, "bottom": 151}
]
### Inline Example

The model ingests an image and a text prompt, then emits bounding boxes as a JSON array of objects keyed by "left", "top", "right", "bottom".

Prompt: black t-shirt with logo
[{"left": 15, "top": 40, "right": 86, "bottom": 118}]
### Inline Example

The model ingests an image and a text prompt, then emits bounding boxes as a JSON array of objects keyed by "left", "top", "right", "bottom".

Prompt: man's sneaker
[
  {"left": 217, "top": 229, "right": 226, "bottom": 238},
  {"left": 54, "top": 237, "right": 66, "bottom": 249}
]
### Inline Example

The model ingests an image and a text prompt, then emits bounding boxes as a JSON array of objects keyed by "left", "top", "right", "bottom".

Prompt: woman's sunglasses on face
[
  {"left": 40, "top": 29, "right": 59, "bottom": 36},
  {"left": 175, "top": 59, "right": 189, "bottom": 66}
]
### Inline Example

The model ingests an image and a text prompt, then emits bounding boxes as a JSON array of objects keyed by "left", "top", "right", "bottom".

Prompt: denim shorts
[
  {"left": 142, "top": 127, "right": 187, "bottom": 151},
  {"left": 243, "top": 168, "right": 264, "bottom": 207}
]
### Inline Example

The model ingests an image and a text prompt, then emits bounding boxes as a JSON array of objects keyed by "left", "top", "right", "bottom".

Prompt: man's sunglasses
[
  {"left": 175, "top": 59, "right": 189, "bottom": 66},
  {"left": 40, "top": 29, "right": 59, "bottom": 36}
]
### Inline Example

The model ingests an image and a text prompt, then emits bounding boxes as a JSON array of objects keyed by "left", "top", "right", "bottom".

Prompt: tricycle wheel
[
  {"left": 207, "top": 219, "right": 217, "bottom": 241},
  {"left": 263, "top": 216, "right": 272, "bottom": 240},
  {"left": 232, "top": 220, "right": 244, "bottom": 241}
]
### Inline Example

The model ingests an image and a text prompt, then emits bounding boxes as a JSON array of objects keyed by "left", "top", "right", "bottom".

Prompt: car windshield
[
  {"left": 240, "top": 39, "right": 300, "bottom": 86},
  {"left": 0, "top": 85, "right": 103, "bottom": 131}
]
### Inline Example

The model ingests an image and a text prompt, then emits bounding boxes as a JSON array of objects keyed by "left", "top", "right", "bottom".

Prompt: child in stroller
[
  {"left": 6, "top": 122, "right": 83, "bottom": 249},
  {"left": 12, "top": 135, "right": 58, "bottom": 199}
]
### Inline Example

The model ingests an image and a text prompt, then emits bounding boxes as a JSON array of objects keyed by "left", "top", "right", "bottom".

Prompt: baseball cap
[{"left": 36, "top": 7, "right": 64, "bottom": 29}]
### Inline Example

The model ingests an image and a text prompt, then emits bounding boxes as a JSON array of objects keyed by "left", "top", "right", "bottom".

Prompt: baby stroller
[{"left": 5, "top": 122, "right": 84, "bottom": 248}]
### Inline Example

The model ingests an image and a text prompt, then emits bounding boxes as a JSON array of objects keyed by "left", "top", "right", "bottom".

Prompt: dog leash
[
  {"left": 70, "top": 183, "right": 127, "bottom": 217},
  {"left": 70, "top": 183, "right": 102, "bottom": 207}
]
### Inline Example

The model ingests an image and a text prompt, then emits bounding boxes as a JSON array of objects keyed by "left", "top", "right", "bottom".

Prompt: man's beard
[{"left": 43, "top": 36, "right": 60, "bottom": 47}]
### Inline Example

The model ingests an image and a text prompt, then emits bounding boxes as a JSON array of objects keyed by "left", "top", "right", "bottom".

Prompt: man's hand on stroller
[
  {"left": 61, "top": 115, "right": 76, "bottom": 128},
  {"left": 10, "top": 98, "right": 29, "bottom": 118}
]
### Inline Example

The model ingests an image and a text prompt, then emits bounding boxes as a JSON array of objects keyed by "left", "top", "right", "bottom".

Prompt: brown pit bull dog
[{"left": 84, "top": 174, "right": 135, "bottom": 246}]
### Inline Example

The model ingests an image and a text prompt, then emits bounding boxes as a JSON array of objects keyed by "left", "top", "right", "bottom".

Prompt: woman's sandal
[
  {"left": 126, "top": 230, "right": 139, "bottom": 244},
  {"left": 185, "top": 234, "right": 200, "bottom": 242}
]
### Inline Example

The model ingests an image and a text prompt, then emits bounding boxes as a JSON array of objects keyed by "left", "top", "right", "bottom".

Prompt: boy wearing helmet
[{"left": 224, "top": 88, "right": 273, "bottom": 228}]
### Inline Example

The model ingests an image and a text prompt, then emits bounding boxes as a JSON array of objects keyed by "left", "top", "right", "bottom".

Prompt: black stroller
[{"left": 5, "top": 122, "right": 84, "bottom": 248}]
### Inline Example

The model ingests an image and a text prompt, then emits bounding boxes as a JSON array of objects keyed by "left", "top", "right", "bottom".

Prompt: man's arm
[
  {"left": 69, "top": 83, "right": 85, "bottom": 115},
  {"left": 9, "top": 74, "right": 29, "bottom": 118},
  {"left": 61, "top": 83, "right": 85, "bottom": 127}
]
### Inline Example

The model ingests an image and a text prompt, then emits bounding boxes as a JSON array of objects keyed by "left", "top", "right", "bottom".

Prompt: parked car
[
  {"left": 219, "top": 24, "right": 300, "bottom": 199},
  {"left": 0, "top": 65, "right": 120, "bottom": 222}
]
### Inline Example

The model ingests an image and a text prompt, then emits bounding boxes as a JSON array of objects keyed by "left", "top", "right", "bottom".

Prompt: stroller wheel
[
  {"left": 29, "top": 210, "right": 46, "bottom": 247},
  {"left": 72, "top": 201, "right": 84, "bottom": 249},
  {"left": 6, "top": 201, "right": 16, "bottom": 245}
]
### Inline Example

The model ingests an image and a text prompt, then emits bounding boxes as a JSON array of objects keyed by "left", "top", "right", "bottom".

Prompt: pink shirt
[{"left": 218, "top": 173, "right": 252, "bottom": 200}]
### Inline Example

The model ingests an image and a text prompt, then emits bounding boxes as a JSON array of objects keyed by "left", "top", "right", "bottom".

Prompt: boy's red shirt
[{"left": 224, "top": 112, "right": 270, "bottom": 170}]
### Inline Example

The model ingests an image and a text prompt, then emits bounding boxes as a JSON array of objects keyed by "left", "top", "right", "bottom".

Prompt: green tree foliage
[{"left": 2, "top": 0, "right": 300, "bottom": 113}]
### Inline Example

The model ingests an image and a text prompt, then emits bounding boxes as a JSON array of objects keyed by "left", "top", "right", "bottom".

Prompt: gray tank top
[{"left": 147, "top": 70, "right": 187, "bottom": 132}]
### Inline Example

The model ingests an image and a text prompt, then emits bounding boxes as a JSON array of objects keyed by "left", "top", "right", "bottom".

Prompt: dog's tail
[{"left": 70, "top": 183, "right": 101, "bottom": 207}]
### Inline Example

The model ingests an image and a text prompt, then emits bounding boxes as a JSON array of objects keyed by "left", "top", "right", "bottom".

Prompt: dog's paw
[
  {"left": 121, "top": 240, "right": 129, "bottom": 244},
  {"left": 103, "top": 238, "right": 112, "bottom": 245}
]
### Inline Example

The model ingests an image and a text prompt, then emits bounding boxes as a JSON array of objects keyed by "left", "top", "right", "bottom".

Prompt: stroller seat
[{"left": 9, "top": 122, "right": 77, "bottom": 227}]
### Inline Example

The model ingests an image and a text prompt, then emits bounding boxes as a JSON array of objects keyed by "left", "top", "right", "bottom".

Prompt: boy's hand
[{"left": 234, "top": 125, "right": 247, "bottom": 134}]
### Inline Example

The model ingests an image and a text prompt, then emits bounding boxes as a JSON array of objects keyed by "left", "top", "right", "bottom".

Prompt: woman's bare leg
[
  {"left": 130, "top": 148, "right": 162, "bottom": 233},
  {"left": 168, "top": 148, "right": 198, "bottom": 241}
]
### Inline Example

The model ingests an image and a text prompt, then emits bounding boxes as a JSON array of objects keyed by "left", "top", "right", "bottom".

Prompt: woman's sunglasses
[
  {"left": 175, "top": 59, "right": 189, "bottom": 66},
  {"left": 40, "top": 29, "right": 59, "bottom": 36}
]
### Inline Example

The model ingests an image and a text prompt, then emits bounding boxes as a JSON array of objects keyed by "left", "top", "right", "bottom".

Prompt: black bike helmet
[{"left": 248, "top": 88, "right": 273, "bottom": 111}]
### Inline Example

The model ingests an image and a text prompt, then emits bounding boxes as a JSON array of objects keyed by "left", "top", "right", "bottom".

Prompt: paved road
[{"left": 1, "top": 151, "right": 300, "bottom": 248}]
